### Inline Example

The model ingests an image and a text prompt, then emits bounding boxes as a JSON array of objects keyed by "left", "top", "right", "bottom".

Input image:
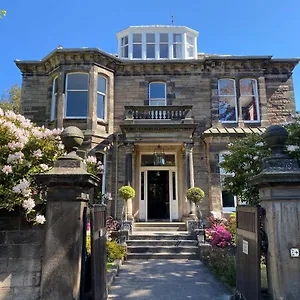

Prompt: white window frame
[
  {"left": 132, "top": 33, "right": 142, "bottom": 59},
  {"left": 172, "top": 33, "right": 182, "bottom": 59},
  {"left": 97, "top": 75, "right": 107, "bottom": 121},
  {"left": 149, "top": 82, "right": 166, "bottom": 106},
  {"left": 239, "top": 78, "right": 260, "bottom": 123},
  {"left": 159, "top": 33, "right": 169, "bottom": 59},
  {"left": 146, "top": 33, "right": 156, "bottom": 59},
  {"left": 51, "top": 76, "right": 58, "bottom": 121},
  {"left": 219, "top": 152, "right": 237, "bottom": 212},
  {"left": 218, "top": 78, "right": 238, "bottom": 123},
  {"left": 65, "top": 72, "right": 89, "bottom": 118},
  {"left": 186, "top": 35, "right": 194, "bottom": 58},
  {"left": 121, "top": 36, "right": 129, "bottom": 58}
]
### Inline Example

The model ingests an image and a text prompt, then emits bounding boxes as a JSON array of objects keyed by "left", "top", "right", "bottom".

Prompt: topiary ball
[
  {"left": 186, "top": 187, "right": 205, "bottom": 204},
  {"left": 119, "top": 186, "right": 135, "bottom": 201}
]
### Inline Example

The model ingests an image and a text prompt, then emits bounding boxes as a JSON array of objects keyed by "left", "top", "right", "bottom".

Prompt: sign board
[{"left": 243, "top": 240, "right": 249, "bottom": 255}]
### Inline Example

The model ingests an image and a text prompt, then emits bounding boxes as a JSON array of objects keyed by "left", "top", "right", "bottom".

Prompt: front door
[{"left": 147, "top": 170, "right": 169, "bottom": 220}]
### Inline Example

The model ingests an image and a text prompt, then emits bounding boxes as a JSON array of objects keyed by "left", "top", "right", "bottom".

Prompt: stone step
[
  {"left": 129, "top": 232, "right": 194, "bottom": 241},
  {"left": 127, "top": 245, "right": 198, "bottom": 254},
  {"left": 127, "top": 252, "right": 199, "bottom": 260},
  {"left": 127, "top": 239, "right": 197, "bottom": 246},
  {"left": 134, "top": 222, "right": 186, "bottom": 232}
]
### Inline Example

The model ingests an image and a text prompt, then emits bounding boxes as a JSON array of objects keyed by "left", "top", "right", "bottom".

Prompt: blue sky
[{"left": 1, "top": 0, "right": 299, "bottom": 108}]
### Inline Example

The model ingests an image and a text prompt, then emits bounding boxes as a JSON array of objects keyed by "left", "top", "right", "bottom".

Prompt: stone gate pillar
[
  {"left": 252, "top": 125, "right": 300, "bottom": 300},
  {"left": 35, "top": 126, "right": 99, "bottom": 300}
]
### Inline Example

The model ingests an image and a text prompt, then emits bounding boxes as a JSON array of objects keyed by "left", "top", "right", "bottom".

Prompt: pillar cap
[
  {"left": 60, "top": 126, "right": 84, "bottom": 160},
  {"left": 263, "top": 125, "right": 288, "bottom": 157}
]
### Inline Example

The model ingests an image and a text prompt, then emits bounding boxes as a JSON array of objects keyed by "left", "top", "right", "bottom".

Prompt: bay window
[
  {"left": 159, "top": 33, "right": 169, "bottom": 58},
  {"left": 121, "top": 36, "right": 128, "bottom": 58},
  {"left": 240, "top": 79, "right": 259, "bottom": 122},
  {"left": 97, "top": 76, "right": 106, "bottom": 120},
  {"left": 186, "top": 36, "right": 194, "bottom": 58},
  {"left": 218, "top": 79, "right": 237, "bottom": 122},
  {"left": 51, "top": 77, "right": 58, "bottom": 121},
  {"left": 65, "top": 73, "right": 89, "bottom": 118}
]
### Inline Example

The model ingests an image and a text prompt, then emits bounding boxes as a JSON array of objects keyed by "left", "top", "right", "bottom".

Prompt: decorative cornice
[{"left": 15, "top": 48, "right": 299, "bottom": 76}]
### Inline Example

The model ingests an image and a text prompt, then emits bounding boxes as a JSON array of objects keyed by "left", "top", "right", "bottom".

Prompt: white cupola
[{"left": 116, "top": 25, "right": 198, "bottom": 60}]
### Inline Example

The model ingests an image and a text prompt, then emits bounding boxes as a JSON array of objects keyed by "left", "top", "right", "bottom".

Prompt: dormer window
[
  {"left": 159, "top": 33, "right": 169, "bottom": 58},
  {"left": 121, "top": 36, "right": 128, "bottom": 58},
  {"left": 117, "top": 26, "right": 198, "bottom": 60},
  {"left": 146, "top": 34, "right": 155, "bottom": 59},
  {"left": 173, "top": 34, "right": 182, "bottom": 58},
  {"left": 133, "top": 33, "right": 142, "bottom": 59},
  {"left": 65, "top": 73, "right": 89, "bottom": 118}
]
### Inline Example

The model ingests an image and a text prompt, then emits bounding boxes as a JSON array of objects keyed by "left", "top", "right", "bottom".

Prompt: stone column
[
  {"left": 56, "top": 71, "right": 65, "bottom": 129},
  {"left": 125, "top": 143, "right": 134, "bottom": 221},
  {"left": 185, "top": 143, "right": 196, "bottom": 217},
  {"left": 252, "top": 125, "right": 300, "bottom": 300},
  {"left": 35, "top": 126, "right": 99, "bottom": 300},
  {"left": 88, "top": 66, "right": 97, "bottom": 131}
]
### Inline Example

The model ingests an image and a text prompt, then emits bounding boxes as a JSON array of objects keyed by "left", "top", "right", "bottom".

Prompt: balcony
[
  {"left": 121, "top": 105, "right": 197, "bottom": 143},
  {"left": 124, "top": 105, "right": 193, "bottom": 121}
]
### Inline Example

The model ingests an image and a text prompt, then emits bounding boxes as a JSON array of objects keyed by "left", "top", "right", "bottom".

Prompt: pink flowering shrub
[
  {"left": 0, "top": 108, "right": 64, "bottom": 223},
  {"left": 206, "top": 225, "right": 233, "bottom": 248}
]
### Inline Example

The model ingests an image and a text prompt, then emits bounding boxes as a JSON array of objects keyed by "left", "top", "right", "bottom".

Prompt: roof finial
[{"left": 171, "top": 15, "right": 174, "bottom": 25}]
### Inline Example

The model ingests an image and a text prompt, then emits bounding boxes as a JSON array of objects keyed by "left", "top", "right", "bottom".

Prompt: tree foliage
[
  {"left": 0, "top": 10, "right": 6, "bottom": 19},
  {"left": 220, "top": 118, "right": 300, "bottom": 205},
  {"left": 0, "top": 85, "right": 21, "bottom": 113}
]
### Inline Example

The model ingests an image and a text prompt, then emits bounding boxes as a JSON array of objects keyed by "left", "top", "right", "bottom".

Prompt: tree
[
  {"left": 220, "top": 117, "right": 300, "bottom": 205},
  {"left": 0, "top": 85, "right": 21, "bottom": 113},
  {"left": 0, "top": 10, "right": 6, "bottom": 19}
]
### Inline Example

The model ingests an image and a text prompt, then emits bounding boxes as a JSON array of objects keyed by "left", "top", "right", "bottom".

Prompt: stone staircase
[{"left": 126, "top": 222, "right": 199, "bottom": 259}]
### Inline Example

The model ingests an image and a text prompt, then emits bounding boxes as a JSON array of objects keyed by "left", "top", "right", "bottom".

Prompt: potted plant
[
  {"left": 186, "top": 187, "right": 205, "bottom": 220},
  {"left": 119, "top": 186, "right": 135, "bottom": 221}
]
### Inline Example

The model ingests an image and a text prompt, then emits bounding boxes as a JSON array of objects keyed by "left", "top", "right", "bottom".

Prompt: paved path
[{"left": 108, "top": 260, "right": 232, "bottom": 300}]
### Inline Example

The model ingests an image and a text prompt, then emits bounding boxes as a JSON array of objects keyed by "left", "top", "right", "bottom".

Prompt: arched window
[
  {"left": 97, "top": 76, "right": 106, "bottom": 120},
  {"left": 239, "top": 79, "right": 259, "bottom": 122},
  {"left": 51, "top": 76, "right": 58, "bottom": 121},
  {"left": 218, "top": 79, "right": 238, "bottom": 122},
  {"left": 65, "top": 73, "right": 89, "bottom": 118},
  {"left": 149, "top": 82, "right": 166, "bottom": 106}
]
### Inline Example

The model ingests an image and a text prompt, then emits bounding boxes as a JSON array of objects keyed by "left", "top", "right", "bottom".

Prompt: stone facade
[
  {"left": 15, "top": 47, "right": 299, "bottom": 221},
  {"left": 0, "top": 208, "right": 44, "bottom": 299}
]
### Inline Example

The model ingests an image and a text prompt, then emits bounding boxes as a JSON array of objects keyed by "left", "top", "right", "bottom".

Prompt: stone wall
[
  {"left": 20, "top": 75, "right": 51, "bottom": 127},
  {"left": 0, "top": 208, "right": 44, "bottom": 300}
]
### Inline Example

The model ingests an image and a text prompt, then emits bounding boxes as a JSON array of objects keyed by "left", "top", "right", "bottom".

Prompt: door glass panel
[
  {"left": 172, "top": 172, "right": 176, "bottom": 200},
  {"left": 141, "top": 172, "right": 144, "bottom": 200}
]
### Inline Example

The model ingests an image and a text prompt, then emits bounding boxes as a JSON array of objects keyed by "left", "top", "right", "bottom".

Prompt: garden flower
[
  {"left": 58, "top": 143, "right": 64, "bottom": 150},
  {"left": 2, "top": 165, "right": 12, "bottom": 175},
  {"left": 22, "top": 198, "right": 35, "bottom": 211},
  {"left": 40, "top": 164, "right": 49, "bottom": 171},
  {"left": 86, "top": 156, "right": 97, "bottom": 163},
  {"left": 36, "top": 214, "right": 46, "bottom": 224},
  {"left": 7, "top": 142, "right": 24, "bottom": 150},
  {"left": 33, "top": 149, "right": 43, "bottom": 158},
  {"left": 7, "top": 151, "right": 24, "bottom": 163},
  {"left": 12, "top": 178, "right": 30, "bottom": 193},
  {"left": 287, "top": 145, "right": 299, "bottom": 151}
]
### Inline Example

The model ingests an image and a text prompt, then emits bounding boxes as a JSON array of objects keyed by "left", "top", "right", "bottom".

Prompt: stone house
[{"left": 15, "top": 25, "right": 299, "bottom": 221}]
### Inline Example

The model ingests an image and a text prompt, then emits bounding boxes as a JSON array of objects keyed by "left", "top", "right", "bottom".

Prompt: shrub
[
  {"left": 119, "top": 186, "right": 135, "bottom": 201},
  {"left": 226, "top": 212, "right": 236, "bottom": 245},
  {"left": 206, "top": 225, "right": 232, "bottom": 248},
  {"left": 206, "top": 213, "right": 229, "bottom": 228},
  {"left": 0, "top": 109, "right": 64, "bottom": 223},
  {"left": 106, "top": 240, "right": 126, "bottom": 262},
  {"left": 186, "top": 187, "right": 205, "bottom": 204}
]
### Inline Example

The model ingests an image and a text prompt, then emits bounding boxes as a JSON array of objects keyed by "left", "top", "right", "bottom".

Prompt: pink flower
[
  {"left": 2, "top": 165, "right": 12, "bottom": 175},
  {"left": 33, "top": 149, "right": 43, "bottom": 158}
]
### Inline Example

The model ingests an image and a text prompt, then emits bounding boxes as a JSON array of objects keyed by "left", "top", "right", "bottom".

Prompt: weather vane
[{"left": 171, "top": 15, "right": 174, "bottom": 25}]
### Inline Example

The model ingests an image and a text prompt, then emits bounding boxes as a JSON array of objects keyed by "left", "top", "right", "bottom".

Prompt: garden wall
[{"left": 0, "top": 208, "right": 45, "bottom": 299}]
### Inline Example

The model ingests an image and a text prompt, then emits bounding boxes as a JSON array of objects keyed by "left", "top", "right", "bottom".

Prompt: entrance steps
[
  {"left": 133, "top": 222, "right": 186, "bottom": 232},
  {"left": 127, "top": 223, "right": 199, "bottom": 260}
]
